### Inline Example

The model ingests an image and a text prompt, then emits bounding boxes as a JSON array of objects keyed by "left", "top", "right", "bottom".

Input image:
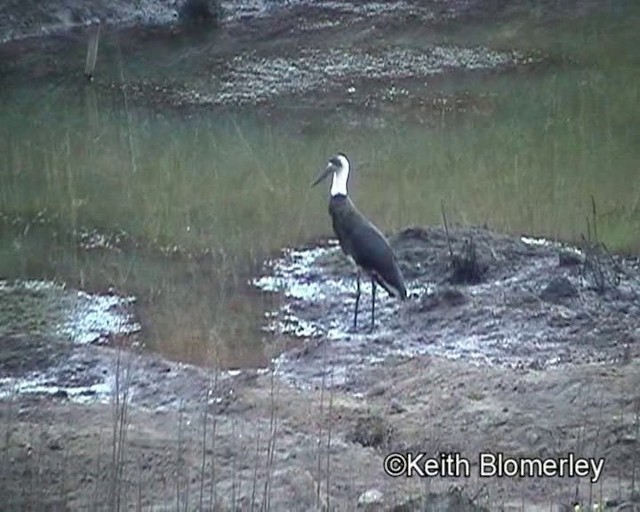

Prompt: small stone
[
  {"left": 420, "top": 286, "right": 468, "bottom": 311},
  {"left": 179, "top": 0, "right": 220, "bottom": 26},
  {"left": 48, "top": 441, "right": 62, "bottom": 451},
  {"left": 540, "top": 276, "right": 578, "bottom": 303},
  {"left": 346, "top": 415, "right": 392, "bottom": 448},
  {"left": 366, "top": 384, "right": 386, "bottom": 397},
  {"left": 389, "top": 399, "right": 406, "bottom": 414},
  {"left": 358, "top": 489, "right": 383, "bottom": 507},
  {"left": 558, "top": 250, "right": 584, "bottom": 266}
]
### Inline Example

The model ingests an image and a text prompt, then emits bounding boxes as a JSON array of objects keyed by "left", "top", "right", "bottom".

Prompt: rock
[
  {"left": 389, "top": 399, "right": 406, "bottom": 414},
  {"left": 366, "top": 383, "right": 387, "bottom": 397},
  {"left": 358, "top": 489, "right": 383, "bottom": 508},
  {"left": 48, "top": 440, "right": 63, "bottom": 451},
  {"left": 52, "top": 389, "right": 69, "bottom": 399},
  {"left": 558, "top": 249, "right": 584, "bottom": 266},
  {"left": 179, "top": 0, "right": 220, "bottom": 26},
  {"left": 540, "top": 276, "right": 579, "bottom": 303},
  {"left": 346, "top": 414, "right": 392, "bottom": 448},
  {"left": 419, "top": 286, "right": 468, "bottom": 311}
]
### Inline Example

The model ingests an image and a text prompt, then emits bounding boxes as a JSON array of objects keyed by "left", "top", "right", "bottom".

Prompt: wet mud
[
  {"left": 254, "top": 225, "right": 640, "bottom": 390},
  {"left": 0, "top": 279, "right": 139, "bottom": 400}
]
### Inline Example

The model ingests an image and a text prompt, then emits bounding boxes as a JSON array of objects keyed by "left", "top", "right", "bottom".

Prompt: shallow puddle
[{"left": 0, "top": 279, "right": 139, "bottom": 401}]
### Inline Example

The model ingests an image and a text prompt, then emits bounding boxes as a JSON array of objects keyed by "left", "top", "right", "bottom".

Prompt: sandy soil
[{"left": 2, "top": 350, "right": 640, "bottom": 510}]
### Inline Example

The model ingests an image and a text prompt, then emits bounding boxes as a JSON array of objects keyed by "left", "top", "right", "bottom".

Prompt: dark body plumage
[
  {"left": 329, "top": 194, "right": 407, "bottom": 302},
  {"left": 312, "top": 153, "right": 407, "bottom": 331}
]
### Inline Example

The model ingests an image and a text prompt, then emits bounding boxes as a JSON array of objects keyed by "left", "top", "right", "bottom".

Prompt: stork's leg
[
  {"left": 370, "top": 276, "right": 376, "bottom": 332},
  {"left": 353, "top": 269, "right": 361, "bottom": 331}
]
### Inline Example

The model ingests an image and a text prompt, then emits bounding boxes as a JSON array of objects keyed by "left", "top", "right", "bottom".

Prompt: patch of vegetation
[{"left": 179, "top": 0, "right": 221, "bottom": 27}]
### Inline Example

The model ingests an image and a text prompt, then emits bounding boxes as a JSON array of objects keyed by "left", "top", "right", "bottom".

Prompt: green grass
[
  {"left": 1, "top": 3, "right": 639, "bottom": 365},
  {"left": 362, "top": 2, "right": 640, "bottom": 247}
]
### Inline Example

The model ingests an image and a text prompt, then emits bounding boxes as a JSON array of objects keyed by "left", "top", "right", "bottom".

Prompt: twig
[
  {"left": 591, "top": 195, "right": 598, "bottom": 243},
  {"left": 207, "top": 367, "right": 220, "bottom": 508},
  {"left": 116, "top": 38, "right": 138, "bottom": 175},
  {"left": 441, "top": 198, "right": 454, "bottom": 260},
  {"left": 261, "top": 362, "right": 280, "bottom": 511},
  {"left": 316, "top": 342, "right": 326, "bottom": 509},
  {"left": 325, "top": 368, "right": 334, "bottom": 511},
  {"left": 84, "top": 22, "right": 101, "bottom": 81},
  {"left": 250, "top": 430, "right": 261, "bottom": 510}
]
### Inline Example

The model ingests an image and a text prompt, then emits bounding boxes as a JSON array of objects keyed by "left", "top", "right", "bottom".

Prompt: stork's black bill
[
  {"left": 311, "top": 166, "right": 332, "bottom": 187},
  {"left": 313, "top": 153, "right": 407, "bottom": 332},
  {"left": 311, "top": 155, "right": 344, "bottom": 187}
]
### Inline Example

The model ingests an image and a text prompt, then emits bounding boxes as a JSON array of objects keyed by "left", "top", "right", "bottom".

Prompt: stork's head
[{"left": 311, "top": 153, "right": 350, "bottom": 196}]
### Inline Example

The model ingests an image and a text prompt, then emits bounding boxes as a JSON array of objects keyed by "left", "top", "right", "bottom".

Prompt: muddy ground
[
  {"left": 3, "top": 224, "right": 640, "bottom": 510},
  {"left": 2, "top": 1, "right": 640, "bottom": 511}
]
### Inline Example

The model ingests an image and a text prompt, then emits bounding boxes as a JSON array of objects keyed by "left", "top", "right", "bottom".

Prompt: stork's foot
[{"left": 368, "top": 322, "right": 376, "bottom": 333}]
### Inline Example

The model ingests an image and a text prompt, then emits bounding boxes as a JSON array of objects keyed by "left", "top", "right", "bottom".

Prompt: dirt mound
[{"left": 255, "top": 225, "right": 640, "bottom": 388}]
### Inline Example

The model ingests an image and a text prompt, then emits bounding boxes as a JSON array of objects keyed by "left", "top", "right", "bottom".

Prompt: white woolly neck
[{"left": 330, "top": 154, "right": 350, "bottom": 197}]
